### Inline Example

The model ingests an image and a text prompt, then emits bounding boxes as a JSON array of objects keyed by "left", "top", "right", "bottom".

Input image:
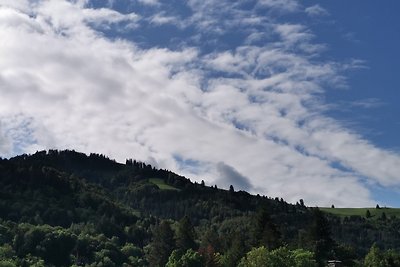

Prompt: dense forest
[{"left": 1, "top": 150, "right": 400, "bottom": 266}]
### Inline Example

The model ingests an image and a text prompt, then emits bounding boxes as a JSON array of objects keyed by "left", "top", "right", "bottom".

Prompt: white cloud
[
  {"left": 350, "top": 98, "right": 384, "bottom": 109},
  {"left": 149, "top": 12, "right": 181, "bottom": 27},
  {"left": 82, "top": 8, "right": 139, "bottom": 26},
  {"left": 32, "top": 0, "right": 139, "bottom": 35},
  {"left": 0, "top": 0, "right": 399, "bottom": 207},
  {"left": 0, "top": 0, "right": 31, "bottom": 13},
  {"left": 0, "top": 122, "right": 11, "bottom": 155},
  {"left": 0, "top": 6, "right": 44, "bottom": 33},
  {"left": 305, "top": 4, "right": 329, "bottom": 17},
  {"left": 274, "top": 24, "right": 321, "bottom": 53},
  {"left": 185, "top": 0, "right": 268, "bottom": 36},
  {"left": 137, "top": 0, "right": 159, "bottom": 6},
  {"left": 258, "top": 0, "right": 300, "bottom": 13}
]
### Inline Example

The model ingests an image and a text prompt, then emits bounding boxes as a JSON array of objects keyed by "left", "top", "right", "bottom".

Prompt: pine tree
[
  {"left": 366, "top": 210, "right": 371, "bottom": 218},
  {"left": 176, "top": 215, "right": 197, "bottom": 252},
  {"left": 253, "top": 205, "right": 281, "bottom": 249},
  {"left": 229, "top": 185, "right": 235, "bottom": 193},
  {"left": 306, "top": 208, "right": 335, "bottom": 266},
  {"left": 147, "top": 220, "right": 175, "bottom": 267},
  {"left": 200, "top": 228, "right": 221, "bottom": 253},
  {"left": 223, "top": 233, "right": 246, "bottom": 267}
]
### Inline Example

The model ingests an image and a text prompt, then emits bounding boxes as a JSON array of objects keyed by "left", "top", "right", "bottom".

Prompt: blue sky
[
  {"left": 0, "top": 0, "right": 399, "bottom": 207},
  {"left": 317, "top": 1, "right": 400, "bottom": 150}
]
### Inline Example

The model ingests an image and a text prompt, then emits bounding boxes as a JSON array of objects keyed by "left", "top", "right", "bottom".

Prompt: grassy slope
[
  {"left": 149, "top": 178, "right": 180, "bottom": 191},
  {"left": 320, "top": 207, "right": 400, "bottom": 218}
]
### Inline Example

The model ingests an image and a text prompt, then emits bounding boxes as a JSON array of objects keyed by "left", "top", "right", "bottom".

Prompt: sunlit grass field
[
  {"left": 320, "top": 207, "right": 400, "bottom": 219},
  {"left": 149, "top": 178, "right": 180, "bottom": 191}
]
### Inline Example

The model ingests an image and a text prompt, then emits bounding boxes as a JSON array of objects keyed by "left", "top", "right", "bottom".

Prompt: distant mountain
[{"left": 1, "top": 150, "right": 400, "bottom": 266}]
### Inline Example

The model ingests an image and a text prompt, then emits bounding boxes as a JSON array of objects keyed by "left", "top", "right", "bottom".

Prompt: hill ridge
[{"left": 1, "top": 150, "right": 400, "bottom": 266}]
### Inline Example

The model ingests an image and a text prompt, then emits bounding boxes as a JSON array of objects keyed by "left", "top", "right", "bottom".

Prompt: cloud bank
[{"left": 0, "top": 0, "right": 399, "bottom": 207}]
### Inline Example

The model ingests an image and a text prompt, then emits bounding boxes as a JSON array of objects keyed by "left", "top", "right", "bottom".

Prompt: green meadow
[
  {"left": 320, "top": 207, "right": 400, "bottom": 219},
  {"left": 149, "top": 178, "right": 180, "bottom": 191}
]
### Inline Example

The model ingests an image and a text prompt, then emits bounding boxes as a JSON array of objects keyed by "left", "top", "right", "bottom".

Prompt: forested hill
[{"left": 1, "top": 150, "right": 400, "bottom": 266}]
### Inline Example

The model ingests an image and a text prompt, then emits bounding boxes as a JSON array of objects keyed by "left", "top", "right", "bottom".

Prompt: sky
[{"left": 0, "top": 0, "right": 399, "bottom": 207}]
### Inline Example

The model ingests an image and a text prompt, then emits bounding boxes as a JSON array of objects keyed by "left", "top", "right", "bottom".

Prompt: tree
[
  {"left": 176, "top": 216, "right": 197, "bottom": 252},
  {"left": 333, "top": 244, "right": 357, "bottom": 267},
  {"left": 364, "top": 244, "right": 388, "bottom": 267},
  {"left": 238, "top": 246, "right": 269, "bottom": 267},
  {"left": 0, "top": 261, "right": 17, "bottom": 267},
  {"left": 267, "top": 247, "right": 295, "bottom": 267},
  {"left": 238, "top": 247, "right": 317, "bottom": 267},
  {"left": 306, "top": 208, "right": 335, "bottom": 266},
  {"left": 147, "top": 220, "right": 175, "bottom": 267},
  {"left": 40, "top": 229, "right": 76, "bottom": 266},
  {"left": 366, "top": 210, "right": 371, "bottom": 218},
  {"left": 199, "top": 245, "right": 220, "bottom": 267},
  {"left": 253, "top": 205, "right": 281, "bottom": 249},
  {"left": 200, "top": 228, "right": 221, "bottom": 253},
  {"left": 229, "top": 185, "right": 235, "bottom": 193},
  {"left": 166, "top": 249, "right": 204, "bottom": 267},
  {"left": 199, "top": 228, "right": 221, "bottom": 266},
  {"left": 292, "top": 249, "right": 317, "bottom": 267},
  {"left": 384, "top": 249, "right": 400, "bottom": 267},
  {"left": 222, "top": 233, "right": 246, "bottom": 267},
  {"left": 121, "top": 243, "right": 141, "bottom": 258}
]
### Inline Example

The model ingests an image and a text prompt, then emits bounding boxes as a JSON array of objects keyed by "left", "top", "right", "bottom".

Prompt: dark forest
[{"left": 1, "top": 150, "right": 399, "bottom": 266}]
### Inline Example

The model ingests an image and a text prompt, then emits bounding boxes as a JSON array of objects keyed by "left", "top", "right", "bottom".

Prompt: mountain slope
[{"left": 1, "top": 150, "right": 400, "bottom": 266}]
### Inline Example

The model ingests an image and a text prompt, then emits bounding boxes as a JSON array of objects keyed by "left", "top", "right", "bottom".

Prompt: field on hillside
[
  {"left": 149, "top": 178, "right": 180, "bottom": 191},
  {"left": 320, "top": 207, "right": 400, "bottom": 219}
]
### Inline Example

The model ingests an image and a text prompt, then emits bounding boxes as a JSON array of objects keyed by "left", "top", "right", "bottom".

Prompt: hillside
[
  {"left": 1, "top": 150, "right": 400, "bottom": 266},
  {"left": 321, "top": 207, "right": 400, "bottom": 219}
]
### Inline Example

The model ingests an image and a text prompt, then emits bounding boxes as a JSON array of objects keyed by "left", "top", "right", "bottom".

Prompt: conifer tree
[
  {"left": 306, "top": 208, "right": 335, "bottom": 266},
  {"left": 176, "top": 216, "right": 197, "bottom": 252},
  {"left": 366, "top": 210, "right": 371, "bottom": 218},
  {"left": 147, "top": 220, "right": 175, "bottom": 267},
  {"left": 253, "top": 205, "right": 281, "bottom": 249}
]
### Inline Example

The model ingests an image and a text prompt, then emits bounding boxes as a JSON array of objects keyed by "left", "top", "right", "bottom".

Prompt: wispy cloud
[
  {"left": 350, "top": 98, "right": 385, "bottom": 109},
  {"left": 82, "top": 8, "right": 139, "bottom": 26},
  {"left": 137, "top": 0, "right": 159, "bottom": 6},
  {"left": 0, "top": 0, "right": 398, "bottom": 207},
  {"left": 149, "top": 12, "right": 180, "bottom": 26},
  {"left": 258, "top": 0, "right": 300, "bottom": 13},
  {"left": 305, "top": 4, "right": 329, "bottom": 17}
]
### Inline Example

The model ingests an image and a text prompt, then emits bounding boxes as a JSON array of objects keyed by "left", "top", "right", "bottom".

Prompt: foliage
[
  {"left": 362, "top": 243, "right": 400, "bottom": 267},
  {"left": 306, "top": 208, "right": 335, "bottom": 265},
  {"left": 146, "top": 220, "right": 175, "bottom": 267},
  {"left": 253, "top": 205, "right": 281, "bottom": 249},
  {"left": 364, "top": 244, "right": 388, "bottom": 267},
  {"left": 238, "top": 246, "right": 269, "bottom": 267},
  {"left": 166, "top": 249, "right": 204, "bottom": 267},
  {"left": 2, "top": 150, "right": 400, "bottom": 266},
  {"left": 238, "top": 246, "right": 317, "bottom": 267},
  {"left": 176, "top": 216, "right": 197, "bottom": 252}
]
